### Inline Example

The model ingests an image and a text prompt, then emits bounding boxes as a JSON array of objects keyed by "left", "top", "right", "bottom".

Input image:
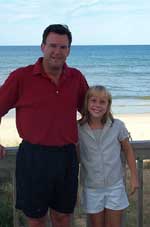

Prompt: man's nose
[{"left": 54, "top": 46, "right": 62, "bottom": 53}]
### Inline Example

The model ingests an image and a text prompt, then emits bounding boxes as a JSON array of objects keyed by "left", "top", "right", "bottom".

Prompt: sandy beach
[
  {"left": 115, "top": 113, "right": 150, "bottom": 141},
  {"left": 0, "top": 118, "right": 21, "bottom": 146},
  {"left": 0, "top": 113, "right": 150, "bottom": 146}
]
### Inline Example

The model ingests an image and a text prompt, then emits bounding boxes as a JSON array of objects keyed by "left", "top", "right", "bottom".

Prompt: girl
[{"left": 78, "top": 85, "right": 139, "bottom": 227}]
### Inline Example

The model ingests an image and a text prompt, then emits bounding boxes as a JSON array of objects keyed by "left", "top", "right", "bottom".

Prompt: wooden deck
[{"left": 0, "top": 140, "right": 150, "bottom": 227}]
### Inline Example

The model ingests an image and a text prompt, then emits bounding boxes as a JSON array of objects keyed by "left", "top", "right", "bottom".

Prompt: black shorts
[{"left": 15, "top": 140, "right": 79, "bottom": 218}]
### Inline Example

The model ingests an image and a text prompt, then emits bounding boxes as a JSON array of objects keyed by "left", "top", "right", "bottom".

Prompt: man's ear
[{"left": 41, "top": 43, "right": 45, "bottom": 53}]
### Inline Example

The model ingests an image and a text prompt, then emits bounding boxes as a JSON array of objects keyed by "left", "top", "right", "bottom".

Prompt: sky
[{"left": 0, "top": 0, "right": 150, "bottom": 45}]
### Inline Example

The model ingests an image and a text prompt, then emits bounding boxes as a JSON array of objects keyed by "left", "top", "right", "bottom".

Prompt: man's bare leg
[
  {"left": 28, "top": 215, "right": 47, "bottom": 227},
  {"left": 50, "top": 209, "right": 71, "bottom": 227}
]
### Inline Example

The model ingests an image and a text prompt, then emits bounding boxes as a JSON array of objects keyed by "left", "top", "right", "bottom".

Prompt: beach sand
[
  {"left": 115, "top": 113, "right": 150, "bottom": 141},
  {"left": 0, "top": 113, "right": 150, "bottom": 146},
  {"left": 0, "top": 118, "right": 21, "bottom": 146}
]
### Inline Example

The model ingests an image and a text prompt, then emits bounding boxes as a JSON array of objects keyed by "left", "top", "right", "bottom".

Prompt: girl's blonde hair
[{"left": 79, "top": 85, "right": 114, "bottom": 125}]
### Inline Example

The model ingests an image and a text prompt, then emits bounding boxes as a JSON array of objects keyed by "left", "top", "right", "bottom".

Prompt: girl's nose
[{"left": 95, "top": 102, "right": 101, "bottom": 107}]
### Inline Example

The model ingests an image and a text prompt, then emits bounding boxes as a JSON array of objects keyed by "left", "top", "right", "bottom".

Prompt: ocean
[{"left": 0, "top": 45, "right": 150, "bottom": 116}]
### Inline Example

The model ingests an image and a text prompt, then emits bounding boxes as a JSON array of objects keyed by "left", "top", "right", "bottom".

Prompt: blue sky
[{"left": 1, "top": 0, "right": 150, "bottom": 45}]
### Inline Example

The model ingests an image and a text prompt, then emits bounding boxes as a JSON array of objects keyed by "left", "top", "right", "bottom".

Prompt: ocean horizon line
[{"left": 1, "top": 44, "right": 150, "bottom": 47}]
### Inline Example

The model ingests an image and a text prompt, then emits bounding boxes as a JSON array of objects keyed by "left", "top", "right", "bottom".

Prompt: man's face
[{"left": 41, "top": 32, "right": 70, "bottom": 70}]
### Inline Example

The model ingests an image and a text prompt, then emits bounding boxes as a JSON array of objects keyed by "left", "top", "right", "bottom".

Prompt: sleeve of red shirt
[
  {"left": 0, "top": 71, "right": 19, "bottom": 117},
  {"left": 77, "top": 74, "right": 89, "bottom": 113}
]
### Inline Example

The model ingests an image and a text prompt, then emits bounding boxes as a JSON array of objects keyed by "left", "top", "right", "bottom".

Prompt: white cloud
[
  {"left": 0, "top": 0, "right": 150, "bottom": 45},
  {"left": 0, "top": 0, "right": 40, "bottom": 22}
]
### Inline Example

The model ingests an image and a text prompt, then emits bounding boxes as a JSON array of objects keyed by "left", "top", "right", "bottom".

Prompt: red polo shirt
[{"left": 0, "top": 58, "right": 88, "bottom": 146}]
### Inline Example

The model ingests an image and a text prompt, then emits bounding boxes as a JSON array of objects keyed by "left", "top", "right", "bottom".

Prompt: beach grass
[
  {"left": 0, "top": 182, "right": 13, "bottom": 227},
  {"left": 0, "top": 177, "right": 25, "bottom": 226},
  {"left": 125, "top": 166, "right": 150, "bottom": 227}
]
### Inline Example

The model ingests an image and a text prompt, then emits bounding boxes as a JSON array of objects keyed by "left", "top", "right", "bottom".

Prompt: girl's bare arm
[{"left": 121, "top": 138, "right": 139, "bottom": 195}]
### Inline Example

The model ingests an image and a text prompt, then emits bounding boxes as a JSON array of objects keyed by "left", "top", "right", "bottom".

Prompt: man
[{"left": 0, "top": 24, "right": 88, "bottom": 227}]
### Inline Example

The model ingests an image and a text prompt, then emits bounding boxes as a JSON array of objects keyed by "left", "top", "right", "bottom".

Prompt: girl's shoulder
[
  {"left": 112, "top": 118, "right": 129, "bottom": 140},
  {"left": 77, "top": 122, "right": 91, "bottom": 135},
  {"left": 113, "top": 118, "right": 124, "bottom": 124},
  {"left": 77, "top": 121, "right": 84, "bottom": 131},
  {"left": 77, "top": 121, "right": 87, "bottom": 129},
  {"left": 112, "top": 118, "right": 126, "bottom": 128}
]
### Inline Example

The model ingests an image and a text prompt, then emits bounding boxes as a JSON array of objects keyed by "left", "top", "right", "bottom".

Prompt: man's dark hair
[{"left": 42, "top": 24, "right": 72, "bottom": 47}]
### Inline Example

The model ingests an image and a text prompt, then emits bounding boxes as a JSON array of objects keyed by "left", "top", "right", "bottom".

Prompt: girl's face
[{"left": 88, "top": 91, "right": 109, "bottom": 120}]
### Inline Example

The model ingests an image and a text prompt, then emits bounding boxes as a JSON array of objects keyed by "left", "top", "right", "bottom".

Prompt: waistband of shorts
[{"left": 21, "top": 140, "right": 75, "bottom": 152}]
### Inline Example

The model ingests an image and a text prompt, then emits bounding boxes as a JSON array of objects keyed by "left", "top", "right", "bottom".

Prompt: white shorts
[{"left": 81, "top": 179, "right": 129, "bottom": 213}]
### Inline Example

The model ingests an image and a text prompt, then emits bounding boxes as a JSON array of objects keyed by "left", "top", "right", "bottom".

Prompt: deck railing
[{"left": 0, "top": 140, "right": 150, "bottom": 227}]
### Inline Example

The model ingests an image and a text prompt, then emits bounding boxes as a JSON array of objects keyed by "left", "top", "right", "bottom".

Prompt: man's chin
[{"left": 49, "top": 62, "right": 64, "bottom": 70}]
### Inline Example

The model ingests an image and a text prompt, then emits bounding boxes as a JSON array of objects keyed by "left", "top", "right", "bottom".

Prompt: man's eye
[
  {"left": 60, "top": 45, "right": 68, "bottom": 49},
  {"left": 48, "top": 44, "right": 68, "bottom": 49},
  {"left": 49, "top": 44, "right": 57, "bottom": 48}
]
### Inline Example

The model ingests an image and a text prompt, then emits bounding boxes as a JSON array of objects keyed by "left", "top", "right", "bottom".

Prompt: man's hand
[{"left": 0, "top": 145, "right": 6, "bottom": 159}]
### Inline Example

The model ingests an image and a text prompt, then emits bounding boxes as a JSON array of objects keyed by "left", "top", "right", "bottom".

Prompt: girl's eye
[{"left": 90, "top": 98, "right": 97, "bottom": 102}]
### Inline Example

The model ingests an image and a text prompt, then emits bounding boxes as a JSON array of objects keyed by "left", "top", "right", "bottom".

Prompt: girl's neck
[{"left": 89, "top": 118, "right": 104, "bottom": 129}]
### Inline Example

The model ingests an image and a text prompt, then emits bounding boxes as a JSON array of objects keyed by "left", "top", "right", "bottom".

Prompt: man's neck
[{"left": 42, "top": 62, "right": 63, "bottom": 84}]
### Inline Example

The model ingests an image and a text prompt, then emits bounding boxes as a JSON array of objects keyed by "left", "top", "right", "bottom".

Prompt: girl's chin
[{"left": 91, "top": 115, "right": 103, "bottom": 120}]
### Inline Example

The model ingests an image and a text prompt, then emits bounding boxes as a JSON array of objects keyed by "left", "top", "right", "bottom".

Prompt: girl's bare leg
[
  {"left": 89, "top": 210, "right": 105, "bottom": 227},
  {"left": 105, "top": 208, "right": 123, "bottom": 227}
]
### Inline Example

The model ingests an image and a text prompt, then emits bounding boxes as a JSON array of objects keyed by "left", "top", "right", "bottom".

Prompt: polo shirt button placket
[{"left": 56, "top": 90, "right": 59, "bottom": 94}]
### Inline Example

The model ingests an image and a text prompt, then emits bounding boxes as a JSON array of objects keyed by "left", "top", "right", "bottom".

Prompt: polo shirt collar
[{"left": 33, "top": 57, "right": 43, "bottom": 76}]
